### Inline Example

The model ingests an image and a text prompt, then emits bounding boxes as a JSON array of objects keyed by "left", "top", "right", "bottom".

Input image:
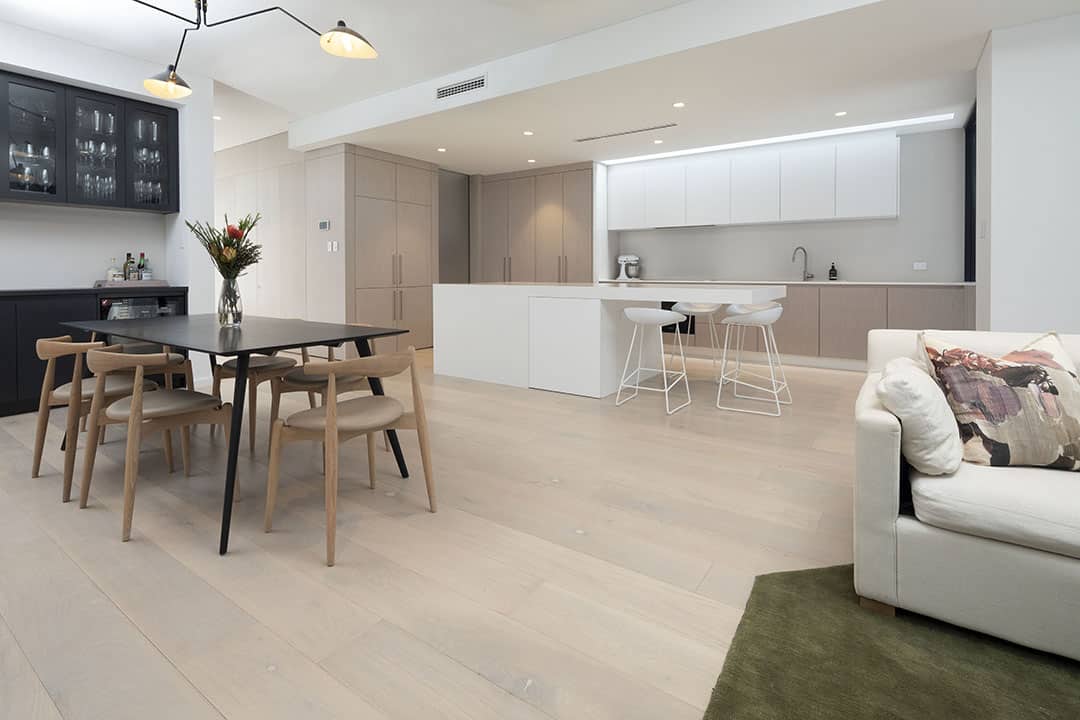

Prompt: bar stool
[
  {"left": 716, "top": 303, "right": 792, "bottom": 417},
  {"left": 616, "top": 307, "right": 691, "bottom": 415},
  {"left": 672, "top": 302, "right": 723, "bottom": 381}
]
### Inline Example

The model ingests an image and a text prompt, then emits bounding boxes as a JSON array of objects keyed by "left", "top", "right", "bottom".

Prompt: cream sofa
[{"left": 855, "top": 329, "right": 1080, "bottom": 661}]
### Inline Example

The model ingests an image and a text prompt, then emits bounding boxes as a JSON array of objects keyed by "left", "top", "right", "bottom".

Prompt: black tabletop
[{"left": 62, "top": 314, "right": 407, "bottom": 355}]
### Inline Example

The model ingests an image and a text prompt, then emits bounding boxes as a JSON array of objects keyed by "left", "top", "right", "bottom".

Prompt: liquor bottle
[
  {"left": 123, "top": 253, "right": 135, "bottom": 281},
  {"left": 828, "top": 263, "right": 838, "bottom": 281},
  {"left": 137, "top": 252, "right": 146, "bottom": 279}
]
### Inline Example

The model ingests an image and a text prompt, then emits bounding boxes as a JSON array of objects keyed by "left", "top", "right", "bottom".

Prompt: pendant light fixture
[{"left": 134, "top": 0, "right": 377, "bottom": 101}]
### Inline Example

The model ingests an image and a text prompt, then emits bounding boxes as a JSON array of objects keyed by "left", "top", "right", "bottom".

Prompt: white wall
[
  {"left": 613, "top": 130, "right": 964, "bottom": 283},
  {"left": 975, "top": 37, "right": 993, "bottom": 330},
  {"left": 982, "top": 13, "right": 1080, "bottom": 334}
]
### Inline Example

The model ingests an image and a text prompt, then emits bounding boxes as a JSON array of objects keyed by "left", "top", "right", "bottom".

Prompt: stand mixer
[{"left": 616, "top": 254, "right": 641, "bottom": 281}]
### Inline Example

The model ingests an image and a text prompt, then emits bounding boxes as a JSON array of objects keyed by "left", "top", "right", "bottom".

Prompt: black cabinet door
[
  {"left": 0, "top": 301, "right": 17, "bottom": 405},
  {"left": 66, "top": 88, "right": 125, "bottom": 208},
  {"left": 15, "top": 294, "right": 98, "bottom": 402},
  {"left": 124, "top": 101, "right": 179, "bottom": 213},
  {"left": 1, "top": 73, "right": 67, "bottom": 204}
]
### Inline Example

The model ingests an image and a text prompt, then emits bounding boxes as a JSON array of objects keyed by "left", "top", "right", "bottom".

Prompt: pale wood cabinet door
[
  {"left": 480, "top": 180, "right": 509, "bottom": 282},
  {"left": 397, "top": 165, "right": 433, "bottom": 206},
  {"left": 562, "top": 169, "right": 593, "bottom": 283},
  {"left": 355, "top": 196, "right": 397, "bottom": 288},
  {"left": 508, "top": 176, "right": 536, "bottom": 282},
  {"left": 355, "top": 155, "right": 397, "bottom": 201},
  {"left": 534, "top": 172, "right": 563, "bottom": 283},
  {"left": 397, "top": 201, "right": 432, "bottom": 287},
  {"left": 400, "top": 285, "right": 434, "bottom": 349},
  {"left": 819, "top": 286, "right": 887, "bottom": 360},
  {"left": 886, "top": 287, "right": 967, "bottom": 330},
  {"left": 772, "top": 286, "right": 820, "bottom": 357},
  {"left": 354, "top": 286, "right": 396, "bottom": 335}
]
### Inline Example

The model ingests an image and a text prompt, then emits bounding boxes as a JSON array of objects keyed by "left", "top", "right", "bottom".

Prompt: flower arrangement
[{"left": 186, "top": 213, "right": 263, "bottom": 279}]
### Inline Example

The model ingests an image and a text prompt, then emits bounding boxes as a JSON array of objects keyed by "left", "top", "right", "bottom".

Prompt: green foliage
[{"left": 186, "top": 213, "right": 263, "bottom": 279}]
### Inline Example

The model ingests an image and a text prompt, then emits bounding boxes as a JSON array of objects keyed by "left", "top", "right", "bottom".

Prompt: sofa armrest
[{"left": 854, "top": 372, "right": 902, "bottom": 606}]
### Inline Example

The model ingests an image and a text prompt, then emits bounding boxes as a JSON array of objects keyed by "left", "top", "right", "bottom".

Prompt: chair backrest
[
  {"left": 36, "top": 335, "right": 102, "bottom": 360},
  {"left": 867, "top": 329, "right": 1080, "bottom": 373},
  {"left": 302, "top": 349, "right": 414, "bottom": 380},
  {"left": 35, "top": 335, "right": 105, "bottom": 401}
]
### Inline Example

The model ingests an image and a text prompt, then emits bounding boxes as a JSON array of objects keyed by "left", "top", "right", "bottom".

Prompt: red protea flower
[{"left": 226, "top": 224, "right": 243, "bottom": 240}]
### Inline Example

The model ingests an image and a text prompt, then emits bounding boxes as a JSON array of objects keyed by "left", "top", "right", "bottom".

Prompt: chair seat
[
  {"left": 223, "top": 355, "right": 296, "bottom": 373},
  {"left": 281, "top": 366, "right": 365, "bottom": 386},
  {"left": 54, "top": 375, "right": 157, "bottom": 403},
  {"left": 672, "top": 302, "right": 722, "bottom": 316},
  {"left": 286, "top": 395, "right": 404, "bottom": 434},
  {"left": 106, "top": 389, "right": 220, "bottom": 421},
  {"left": 624, "top": 307, "right": 686, "bottom": 326},
  {"left": 722, "top": 305, "right": 783, "bottom": 326}
]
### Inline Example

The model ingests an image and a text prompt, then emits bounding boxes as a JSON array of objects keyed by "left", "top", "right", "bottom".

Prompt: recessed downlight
[
  {"left": 653, "top": 139, "right": 664, "bottom": 145},
  {"left": 672, "top": 102, "right": 686, "bottom": 108},
  {"left": 437, "top": 147, "right": 447, "bottom": 152},
  {"left": 834, "top": 111, "right": 848, "bottom": 117},
  {"left": 213, "top": 115, "right": 222, "bottom": 120},
  {"left": 523, "top": 130, "right": 534, "bottom": 136},
  {"left": 527, "top": 159, "right": 536, "bottom": 163}
]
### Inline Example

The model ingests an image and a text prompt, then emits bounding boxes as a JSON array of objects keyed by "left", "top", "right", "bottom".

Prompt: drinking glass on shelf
[
  {"left": 134, "top": 118, "right": 145, "bottom": 142},
  {"left": 150, "top": 121, "right": 159, "bottom": 143},
  {"left": 152, "top": 181, "right": 162, "bottom": 204},
  {"left": 41, "top": 144, "right": 50, "bottom": 162},
  {"left": 106, "top": 112, "right": 116, "bottom": 135},
  {"left": 75, "top": 106, "right": 86, "bottom": 130},
  {"left": 92, "top": 109, "right": 102, "bottom": 134},
  {"left": 41, "top": 168, "right": 50, "bottom": 192},
  {"left": 24, "top": 166, "right": 33, "bottom": 191}
]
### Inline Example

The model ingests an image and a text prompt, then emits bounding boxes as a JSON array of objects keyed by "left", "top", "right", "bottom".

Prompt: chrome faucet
[{"left": 792, "top": 246, "right": 813, "bottom": 281}]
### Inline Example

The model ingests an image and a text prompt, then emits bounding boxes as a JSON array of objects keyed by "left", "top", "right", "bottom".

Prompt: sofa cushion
[
  {"left": 922, "top": 332, "right": 1080, "bottom": 470},
  {"left": 876, "top": 357, "right": 962, "bottom": 475},
  {"left": 911, "top": 462, "right": 1080, "bottom": 560}
]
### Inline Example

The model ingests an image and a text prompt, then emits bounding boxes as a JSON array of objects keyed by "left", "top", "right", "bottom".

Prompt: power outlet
[{"left": 912, "top": 261, "right": 928, "bottom": 271}]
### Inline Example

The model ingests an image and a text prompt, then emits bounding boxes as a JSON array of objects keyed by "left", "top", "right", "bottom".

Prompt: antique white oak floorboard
[{"left": 0, "top": 351, "right": 860, "bottom": 720}]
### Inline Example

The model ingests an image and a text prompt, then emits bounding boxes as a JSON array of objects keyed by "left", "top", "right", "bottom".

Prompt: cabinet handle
[
  {"left": 400, "top": 289, "right": 405, "bottom": 319},
  {"left": 503, "top": 256, "right": 508, "bottom": 282},
  {"left": 399, "top": 254, "right": 404, "bottom": 285},
  {"left": 508, "top": 256, "right": 512, "bottom": 281}
]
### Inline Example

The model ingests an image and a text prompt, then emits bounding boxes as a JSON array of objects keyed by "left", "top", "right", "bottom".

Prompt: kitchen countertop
[{"left": 598, "top": 279, "right": 974, "bottom": 287}]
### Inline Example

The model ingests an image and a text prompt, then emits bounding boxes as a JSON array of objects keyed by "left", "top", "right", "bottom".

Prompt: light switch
[
  {"left": 318, "top": 220, "right": 331, "bottom": 231},
  {"left": 326, "top": 240, "right": 332, "bottom": 252},
  {"left": 332, "top": 240, "right": 339, "bottom": 252},
  {"left": 912, "top": 261, "right": 928, "bottom": 271}
]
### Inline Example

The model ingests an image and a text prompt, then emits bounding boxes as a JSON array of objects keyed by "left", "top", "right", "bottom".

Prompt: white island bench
[{"left": 433, "top": 283, "right": 786, "bottom": 398}]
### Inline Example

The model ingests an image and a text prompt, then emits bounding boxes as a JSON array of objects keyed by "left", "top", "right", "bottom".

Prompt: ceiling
[
  {"left": 212, "top": 82, "right": 292, "bottom": 151},
  {"left": 0, "top": 0, "right": 686, "bottom": 115},
  {"left": 330, "top": 0, "right": 1080, "bottom": 175}
]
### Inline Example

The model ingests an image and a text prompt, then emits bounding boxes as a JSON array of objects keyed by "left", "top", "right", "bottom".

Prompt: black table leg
[
  {"left": 355, "top": 338, "right": 409, "bottom": 479},
  {"left": 219, "top": 352, "right": 249, "bottom": 555}
]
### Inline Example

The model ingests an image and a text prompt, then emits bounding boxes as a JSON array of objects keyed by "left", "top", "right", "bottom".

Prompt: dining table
[{"left": 61, "top": 314, "right": 408, "bottom": 554}]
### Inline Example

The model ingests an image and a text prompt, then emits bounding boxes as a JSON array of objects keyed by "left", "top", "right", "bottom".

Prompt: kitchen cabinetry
[
  {"left": 353, "top": 286, "right": 432, "bottom": 351},
  {"left": 685, "top": 154, "right": 730, "bottom": 226},
  {"left": 780, "top": 142, "right": 835, "bottom": 221},
  {"left": 508, "top": 177, "right": 536, "bottom": 282},
  {"left": 819, "top": 286, "right": 888, "bottom": 360},
  {"left": 772, "top": 285, "right": 821, "bottom": 356},
  {"left": 731, "top": 149, "right": 780, "bottom": 224},
  {"left": 644, "top": 163, "right": 685, "bottom": 228},
  {"left": 480, "top": 179, "right": 510, "bottom": 282},
  {"left": 886, "top": 286, "right": 967, "bottom": 331},
  {"left": 607, "top": 164, "right": 645, "bottom": 230},
  {"left": 836, "top": 134, "right": 897, "bottom": 218},
  {"left": 534, "top": 173, "right": 563, "bottom": 283},
  {"left": 2, "top": 71, "right": 178, "bottom": 213}
]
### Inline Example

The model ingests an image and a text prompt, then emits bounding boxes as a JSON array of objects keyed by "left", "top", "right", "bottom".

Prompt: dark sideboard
[{"left": 0, "top": 285, "right": 188, "bottom": 416}]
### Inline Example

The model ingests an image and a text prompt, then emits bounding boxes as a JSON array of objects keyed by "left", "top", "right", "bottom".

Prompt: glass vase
[{"left": 217, "top": 277, "right": 243, "bottom": 327}]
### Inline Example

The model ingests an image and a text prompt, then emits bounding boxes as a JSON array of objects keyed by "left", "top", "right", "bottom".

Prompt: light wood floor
[{"left": 0, "top": 350, "right": 861, "bottom": 720}]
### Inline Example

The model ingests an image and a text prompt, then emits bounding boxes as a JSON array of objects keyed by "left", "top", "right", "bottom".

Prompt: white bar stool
[
  {"left": 616, "top": 307, "right": 691, "bottom": 415},
  {"left": 716, "top": 302, "right": 792, "bottom": 417},
  {"left": 672, "top": 302, "right": 723, "bottom": 381}
]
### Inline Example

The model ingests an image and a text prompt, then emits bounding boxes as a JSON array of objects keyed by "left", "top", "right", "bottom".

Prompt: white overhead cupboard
[{"left": 606, "top": 131, "right": 898, "bottom": 231}]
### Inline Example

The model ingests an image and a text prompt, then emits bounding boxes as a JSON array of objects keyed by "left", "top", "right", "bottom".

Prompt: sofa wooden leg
[{"left": 859, "top": 596, "right": 896, "bottom": 617}]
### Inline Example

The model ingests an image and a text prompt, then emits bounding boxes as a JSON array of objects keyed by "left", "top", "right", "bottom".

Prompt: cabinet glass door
[
  {"left": 5, "top": 76, "right": 65, "bottom": 202},
  {"left": 126, "top": 105, "right": 173, "bottom": 211},
  {"left": 68, "top": 91, "right": 123, "bottom": 206}
]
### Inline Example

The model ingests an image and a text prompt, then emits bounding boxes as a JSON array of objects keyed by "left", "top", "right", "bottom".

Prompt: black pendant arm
[
  {"left": 130, "top": 0, "right": 200, "bottom": 27},
  {"left": 172, "top": 24, "right": 196, "bottom": 73},
  {"left": 204, "top": 6, "right": 321, "bottom": 36}
]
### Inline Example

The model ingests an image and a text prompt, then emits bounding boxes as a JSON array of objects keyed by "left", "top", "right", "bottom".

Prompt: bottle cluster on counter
[{"left": 106, "top": 252, "right": 153, "bottom": 282}]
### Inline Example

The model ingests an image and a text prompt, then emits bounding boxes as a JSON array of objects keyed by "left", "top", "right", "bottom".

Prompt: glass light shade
[
  {"left": 143, "top": 66, "right": 192, "bottom": 100},
  {"left": 320, "top": 20, "right": 377, "bottom": 59}
]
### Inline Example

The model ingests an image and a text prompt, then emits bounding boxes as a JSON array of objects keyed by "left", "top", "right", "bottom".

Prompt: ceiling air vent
[
  {"left": 575, "top": 123, "right": 678, "bottom": 143},
  {"left": 436, "top": 75, "right": 487, "bottom": 100}
]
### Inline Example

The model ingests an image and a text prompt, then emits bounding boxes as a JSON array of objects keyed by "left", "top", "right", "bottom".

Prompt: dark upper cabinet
[
  {"left": 14, "top": 294, "right": 98, "bottom": 403},
  {"left": 66, "top": 87, "right": 125, "bottom": 208},
  {"left": 1, "top": 71, "right": 178, "bottom": 214},
  {"left": 124, "top": 100, "right": 179, "bottom": 213},
  {"left": 0, "top": 302, "right": 17, "bottom": 405},
  {"left": 2, "top": 73, "right": 67, "bottom": 204}
]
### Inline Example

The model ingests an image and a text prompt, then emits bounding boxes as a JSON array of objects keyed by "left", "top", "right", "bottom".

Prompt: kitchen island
[{"left": 433, "top": 282, "right": 785, "bottom": 398}]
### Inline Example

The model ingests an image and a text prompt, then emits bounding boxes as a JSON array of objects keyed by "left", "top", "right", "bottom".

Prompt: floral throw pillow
[{"left": 922, "top": 333, "right": 1080, "bottom": 470}]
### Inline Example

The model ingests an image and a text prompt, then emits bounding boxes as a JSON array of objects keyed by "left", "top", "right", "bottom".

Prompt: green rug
[{"left": 704, "top": 565, "right": 1080, "bottom": 720}]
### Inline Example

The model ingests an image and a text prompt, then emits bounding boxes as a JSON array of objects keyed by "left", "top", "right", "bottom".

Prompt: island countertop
[{"left": 438, "top": 282, "right": 786, "bottom": 305}]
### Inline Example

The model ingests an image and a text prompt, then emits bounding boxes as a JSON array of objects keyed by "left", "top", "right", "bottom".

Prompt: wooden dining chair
[
  {"left": 81, "top": 349, "right": 232, "bottom": 541},
  {"left": 33, "top": 336, "right": 159, "bottom": 502},
  {"left": 264, "top": 347, "right": 435, "bottom": 566},
  {"left": 212, "top": 352, "right": 297, "bottom": 452}
]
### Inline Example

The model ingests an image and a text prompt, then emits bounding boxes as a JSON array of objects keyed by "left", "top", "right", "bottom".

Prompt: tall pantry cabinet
[{"left": 351, "top": 151, "right": 436, "bottom": 350}]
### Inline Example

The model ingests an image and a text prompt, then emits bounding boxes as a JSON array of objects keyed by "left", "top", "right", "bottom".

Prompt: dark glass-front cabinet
[
  {"left": 67, "top": 88, "right": 124, "bottom": 207},
  {"left": 125, "top": 102, "right": 178, "bottom": 212},
  {"left": 2, "top": 74, "right": 66, "bottom": 203},
  {"left": 1, "top": 71, "right": 178, "bottom": 214}
]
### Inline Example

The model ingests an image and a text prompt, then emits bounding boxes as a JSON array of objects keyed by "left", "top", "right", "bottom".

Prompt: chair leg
[
  {"left": 121, "top": 419, "right": 143, "bottom": 542},
  {"left": 163, "top": 430, "right": 174, "bottom": 473},
  {"left": 264, "top": 419, "right": 284, "bottom": 532},
  {"left": 180, "top": 426, "right": 192, "bottom": 477},
  {"left": 62, "top": 398, "right": 81, "bottom": 502},
  {"left": 248, "top": 377, "right": 258, "bottom": 454},
  {"left": 307, "top": 391, "right": 317, "bottom": 409},
  {"left": 769, "top": 326, "right": 793, "bottom": 405},
  {"left": 210, "top": 371, "right": 222, "bottom": 437},
  {"left": 366, "top": 432, "right": 376, "bottom": 490},
  {"left": 615, "top": 324, "right": 640, "bottom": 406},
  {"left": 417, "top": 422, "right": 436, "bottom": 513},
  {"left": 383, "top": 431, "right": 390, "bottom": 453},
  {"left": 324, "top": 428, "right": 339, "bottom": 566},
  {"left": 31, "top": 404, "right": 49, "bottom": 479},
  {"left": 268, "top": 380, "right": 282, "bottom": 458},
  {"left": 99, "top": 425, "right": 106, "bottom": 445},
  {"left": 80, "top": 414, "right": 88, "bottom": 433}
]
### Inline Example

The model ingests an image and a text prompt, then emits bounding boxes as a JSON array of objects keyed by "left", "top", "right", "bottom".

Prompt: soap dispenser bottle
[{"left": 828, "top": 263, "right": 838, "bottom": 281}]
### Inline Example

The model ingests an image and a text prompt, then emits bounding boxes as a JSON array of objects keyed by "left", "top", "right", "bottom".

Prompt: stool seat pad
[
  {"left": 722, "top": 305, "right": 783, "bottom": 326},
  {"left": 223, "top": 355, "right": 296, "bottom": 372},
  {"left": 726, "top": 302, "right": 780, "bottom": 315},
  {"left": 625, "top": 308, "right": 686, "bottom": 326},
  {"left": 672, "top": 302, "right": 722, "bottom": 315}
]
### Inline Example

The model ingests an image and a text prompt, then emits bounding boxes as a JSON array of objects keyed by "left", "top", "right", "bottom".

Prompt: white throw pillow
[{"left": 876, "top": 357, "right": 963, "bottom": 475}]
